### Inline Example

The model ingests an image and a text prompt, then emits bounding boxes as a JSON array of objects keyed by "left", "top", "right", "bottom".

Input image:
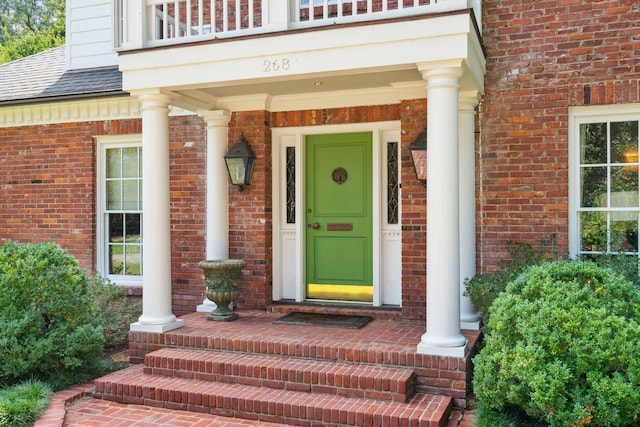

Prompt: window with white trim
[
  {"left": 97, "top": 135, "right": 143, "bottom": 284},
  {"left": 571, "top": 105, "right": 640, "bottom": 258}
]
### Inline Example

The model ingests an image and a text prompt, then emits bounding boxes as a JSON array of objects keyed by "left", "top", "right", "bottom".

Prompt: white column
[
  {"left": 459, "top": 92, "right": 482, "bottom": 330},
  {"left": 197, "top": 110, "right": 232, "bottom": 313},
  {"left": 130, "top": 91, "right": 184, "bottom": 333},
  {"left": 417, "top": 63, "right": 468, "bottom": 356}
]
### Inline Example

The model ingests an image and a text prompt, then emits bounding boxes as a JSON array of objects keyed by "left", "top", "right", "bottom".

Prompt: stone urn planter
[{"left": 198, "top": 259, "right": 246, "bottom": 321}]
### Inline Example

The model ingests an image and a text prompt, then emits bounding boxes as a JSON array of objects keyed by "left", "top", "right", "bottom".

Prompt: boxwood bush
[
  {"left": 465, "top": 238, "right": 556, "bottom": 325},
  {"left": 473, "top": 261, "right": 640, "bottom": 426},
  {"left": 0, "top": 242, "right": 104, "bottom": 388},
  {"left": 87, "top": 274, "right": 140, "bottom": 349}
]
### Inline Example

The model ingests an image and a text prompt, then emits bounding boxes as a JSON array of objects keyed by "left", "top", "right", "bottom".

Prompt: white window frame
[
  {"left": 569, "top": 103, "right": 640, "bottom": 258},
  {"left": 96, "top": 134, "right": 143, "bottom": 286}
]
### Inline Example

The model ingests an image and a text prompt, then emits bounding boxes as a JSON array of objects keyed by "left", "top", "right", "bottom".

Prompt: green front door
[{"left": 305, "top": 132, "right": 373, "bottom": 302}]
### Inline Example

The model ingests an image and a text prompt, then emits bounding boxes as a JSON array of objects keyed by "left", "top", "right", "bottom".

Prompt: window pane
[
  {"left": 123, "top": 147, "right": 140, "bottom": 178},
  {"left": 580, "top": 211, "right": 606, "bottom": 252},
  {"left": 611, "top": 121, "right": 639, "bottom": 164},
  {"left": 109, "top": 214, "right": 124, "bottom": 242},
  {"left": 107, "top": 181, "right": 122, "bottom": 210},
  {"left": 611, "top": 217, "right": 638, "bottom": 251},
  {"left": 125, "top": 214, "right": 141, "bottom": 242},
  {"left": 580, "top": 123, "right": 607, "bottom": 164},
  {"left": 122, "top": 180, "right": 139, "bottom": 210},
  {"left": 109, "top": 244, "right": 124, "bottom": 275},
  {"left": 106, "top": 148, "right": 122, "bottom": 178},
  {"left": 610, "top": 166, "right": 638, "bottom": 207},
  {"left": 581, "top": 166, "right": 607, "bottom": 207},
  {"left": 226, "top": 158, "right": 245, "bottom": 184},
  {"left": 286, "top": 147, "right": 295, "bottom": 224},
  {"left": 125, "top": 245, "right": 142, "bottom": 275},
  {"left": 387, "top": 142, "right": 399, "bottom": 225}
]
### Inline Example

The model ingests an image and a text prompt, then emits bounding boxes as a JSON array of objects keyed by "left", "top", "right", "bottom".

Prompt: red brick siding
[
  {"left": 0, "top": 119, "right": 141, "bottom": 271},
  {"left": 228, "top": 111, "right": 273, "bottom": 310},
  {"left": 271, "top": 105, "right": 399, "bottom": 127},
  {"left": 168, "top": 116, "right": 208, "bottom": 315},
  {"left": 479, "top": 0, "right": 640, "bottom": 272},
  {"left": 399, "top": 99, "right": 427, "bottom": 320},
  {"left": 0, "top": 117, "right": 208, "bottom": 316}
]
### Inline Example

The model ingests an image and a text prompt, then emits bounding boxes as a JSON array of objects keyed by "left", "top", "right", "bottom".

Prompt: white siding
[{"left": 66, "top": 0, "right": 118, "bottom": 70}]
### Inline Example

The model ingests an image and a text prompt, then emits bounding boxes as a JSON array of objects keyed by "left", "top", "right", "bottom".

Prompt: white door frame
[{"left": 272, "top": 121, "right": 402, "bottom": 306}]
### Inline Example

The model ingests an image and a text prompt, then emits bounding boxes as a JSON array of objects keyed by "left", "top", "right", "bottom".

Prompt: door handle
[{"left": 308, "top": 222, "right": 320, "bottom": 230}]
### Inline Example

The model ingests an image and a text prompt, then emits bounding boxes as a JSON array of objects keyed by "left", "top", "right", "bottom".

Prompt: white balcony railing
[{"left": 116, "top": 0, "right": 480, "bottom": 50}]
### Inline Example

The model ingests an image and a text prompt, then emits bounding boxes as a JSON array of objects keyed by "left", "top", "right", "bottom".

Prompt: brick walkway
[{"left": 35, "top": 389, "right": 476, "bottom": 426}]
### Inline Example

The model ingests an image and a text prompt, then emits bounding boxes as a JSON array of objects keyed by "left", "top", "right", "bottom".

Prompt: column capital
[
  {"left": 417, "top": 60, "right": 464, "bottom": 83},
  {"left": 132, "top": 90, "right": 173, "bottom": 111},
  {"left": 459, "top": 91, "right": 481, "bottom": 111},
  {"left": 197, "top": 109, "right": 232, "bottom": 128}
]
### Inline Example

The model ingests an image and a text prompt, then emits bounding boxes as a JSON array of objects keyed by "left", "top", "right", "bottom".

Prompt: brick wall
[
  {"left": 0, "top": 119, "right": 141, "bottom": 271},
  {"left": 399, "top": 99, "right": 427, "bottom": 320},
  {"left": 228, "top": 110, "right": 273, "bottom": 310},
  {"left": 0, "top": 117, "right": 211, "bottom": 316},
  {"left": 479, "top": 0, "right": 640, "bottom": 272},
  {"left": 168, "top": 115, "right": 208, "bottom": 315}
]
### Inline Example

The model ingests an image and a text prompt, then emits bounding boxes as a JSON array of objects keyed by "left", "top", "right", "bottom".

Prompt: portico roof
[{"left": 119, "top": 11, "right": 485, "bottom": 112}]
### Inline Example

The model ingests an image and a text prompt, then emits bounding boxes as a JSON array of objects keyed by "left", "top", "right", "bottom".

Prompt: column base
[
  {"left": 197, "top": 300, "right": 234, "bottom": 313},
  {"left": 417, "top": 340, "right": 468, "bottom": 357},
  {"left": 197, "top": 298, "right": 216, "bottom": 313},
  {"left": 460, "top": 319, "right": 481, "bottom": 330},
  {"left": 196, "top": 304, "right": 215, "bottom": 313},
  {"left": 417, "top": 333, "right": 468, "bottom": 357},
  {"left": 130, "top": 319, "right": 184, "bottom": 333}
]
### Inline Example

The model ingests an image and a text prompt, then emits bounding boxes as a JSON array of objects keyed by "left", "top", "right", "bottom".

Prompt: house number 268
[{"left": 263, "top": 58, "right": 290, "bottom": 72}]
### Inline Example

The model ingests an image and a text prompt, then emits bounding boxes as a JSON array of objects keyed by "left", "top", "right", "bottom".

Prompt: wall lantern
[
  {"left": 224, "top": 135, "right": 256, "bottom": 192},
  {"left": 409, "top": 129, "right": 427, "bottom": 187}
]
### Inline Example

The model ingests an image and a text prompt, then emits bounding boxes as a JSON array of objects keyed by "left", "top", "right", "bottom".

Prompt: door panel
[{"left": 305, "top": 132, "right": 372, "bottom": 302}]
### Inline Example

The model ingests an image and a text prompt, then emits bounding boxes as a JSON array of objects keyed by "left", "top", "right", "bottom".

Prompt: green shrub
[
  {"left": 584, "top": 252, "right": 640, "bottom": 290},
  {"left": 87, "top": 275, "right": 141, "bottom": 349},
  {"left": 465, "top": 238, "right": 555, "bottom": 324},
  {"left": 0, "top": 379, "right": 52, "bottom": 427},
  {"left": 473, "top": 261, "right": 640, "bottom": 427},
  {"left": 0, "top": 242, "right": 104, "bottom": 388},
  {"left": 474, "top": 400, "right": 547, "bottom": 427}
]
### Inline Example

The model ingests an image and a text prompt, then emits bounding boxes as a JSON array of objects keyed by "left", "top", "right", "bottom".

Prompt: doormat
[{"left": 273, "top": 312, "right": 373, "bottom": 329}]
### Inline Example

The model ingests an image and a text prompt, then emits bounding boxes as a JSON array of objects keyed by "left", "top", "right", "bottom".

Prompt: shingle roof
[{"left": 0, "top": 46, "right": 124, "bottom": 105}]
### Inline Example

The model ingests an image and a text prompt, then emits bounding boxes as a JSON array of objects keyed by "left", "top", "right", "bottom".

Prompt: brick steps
[
  {"left": 143, "top": 348, "right": 415, "bottom": 402},
  {"left": 96, "top": 312, "right": 480, "bottom": 425},
  {"left": 93, "top": 364, "right": 452, "bottom": 427}
]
